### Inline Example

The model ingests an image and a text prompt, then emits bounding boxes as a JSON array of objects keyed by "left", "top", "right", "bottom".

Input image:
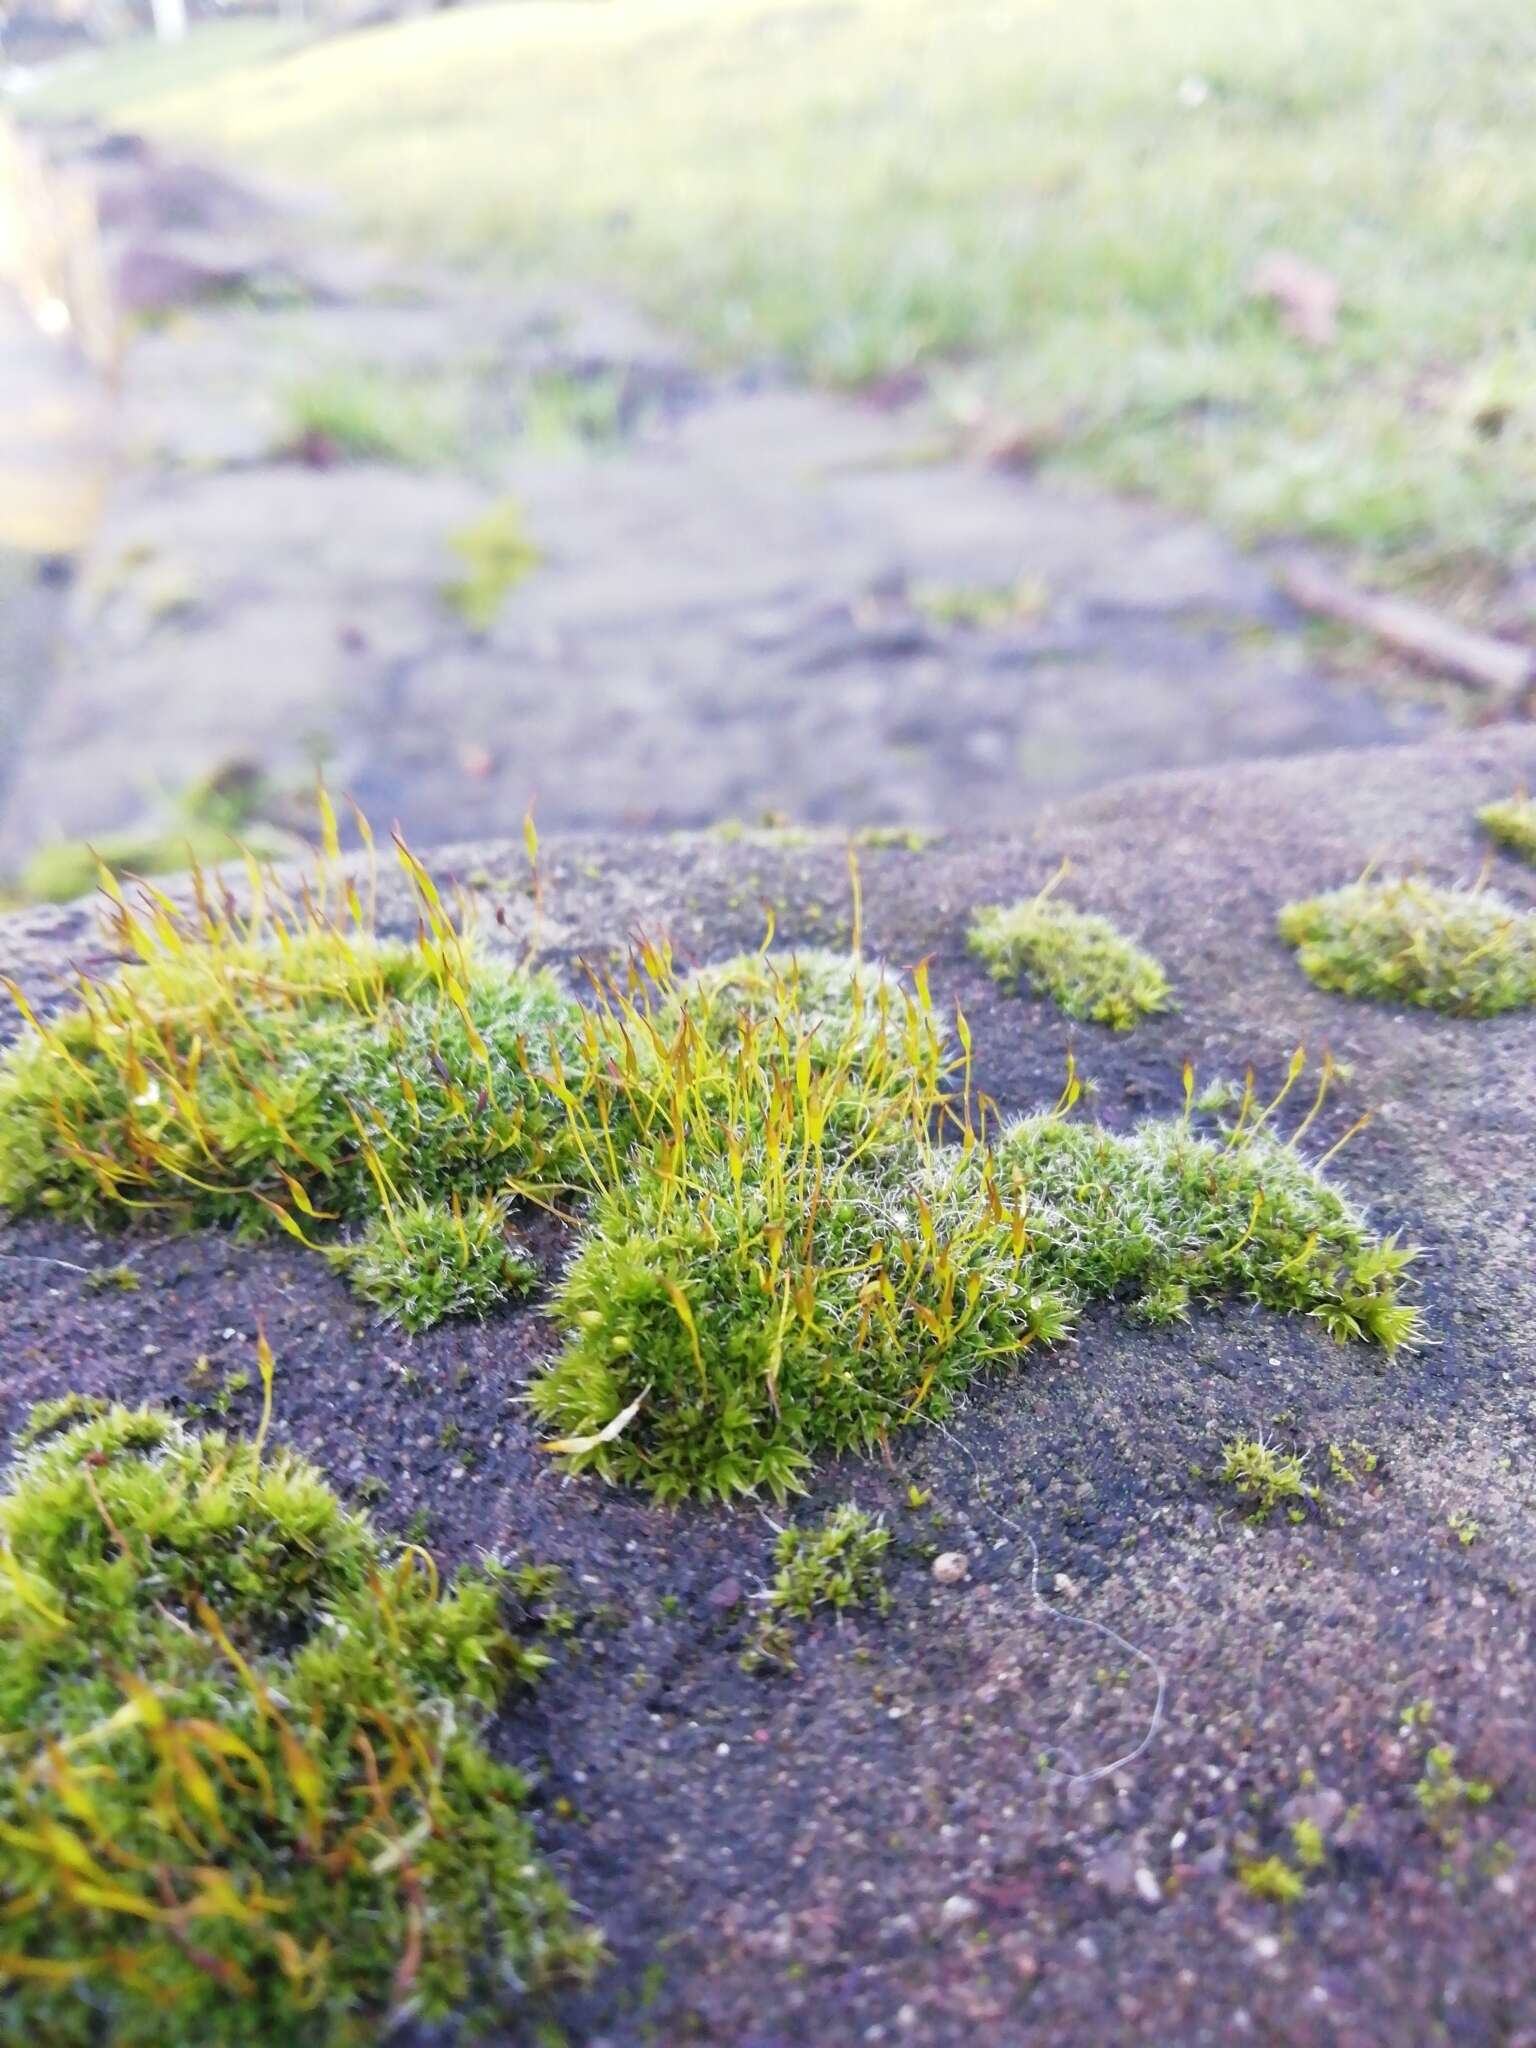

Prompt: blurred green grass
[{"left": 28, "top": 0, "right": 1536, "bottom": 587}]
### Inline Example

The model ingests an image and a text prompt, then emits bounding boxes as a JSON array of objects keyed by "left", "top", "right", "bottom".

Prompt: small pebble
[{"left": 932, "top": 1551, "right": 970, "bottom": 1585}]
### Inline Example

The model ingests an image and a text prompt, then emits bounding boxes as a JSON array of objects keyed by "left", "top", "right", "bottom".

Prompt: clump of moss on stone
[
  {"left": 444, "top": 499, "right": 539, "bottom": 630},
  {"left": 0, "top": 1403, "right": 595, "bottom": 2045},
  {"left": 533, "top": 945, "right": 1417, "bottom": 1500},
  {"left": 332, "top": 1194, "right": 539, "bottom": 1331},
  {"left": 1236, "top": 1855, "right": 1307, "bottom": 1905},
  {"left": 1217, "top": 1435, "right": 1317, "bottom": 1522},
  {"left": 1, "top": 837, "right": 1420, "bottom": 1500},
  {"left": 1278, "top": 877, "right": 1536, "bottom": 1016},
  {"left": 992, "top": 1084, "right": 1418, "bottom": 1349},
  {"left": 968, "top": 889, "right": 1170, "bottom": 1029},
  {"left": 671, "top": 947, "right": 915, "bottom": 1060},
  {"left": 743, "top": 1504, "right": 892, "bottom": 1671},
  {"left": 1415, "top": 1744, "right": 1494, "bottom": 1837},
  {"left": 0, "top": 837, "right": 584, "bottom": 1328},
  {"left": 534, "top": 944, "right": 1029, "bottom": 1500},
  {"left": 1478, "top": 793, "right": 1536, "bottom": 865}
]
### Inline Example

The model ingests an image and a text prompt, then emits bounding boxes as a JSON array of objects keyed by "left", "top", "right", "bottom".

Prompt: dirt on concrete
[{"left": 3, "top": 726, "right": 1535, "bottom": 2045}]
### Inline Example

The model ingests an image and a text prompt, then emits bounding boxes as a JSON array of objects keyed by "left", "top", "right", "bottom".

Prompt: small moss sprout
[{"left": 968, "top": 874, "right": 1170, "bottom": 1029}]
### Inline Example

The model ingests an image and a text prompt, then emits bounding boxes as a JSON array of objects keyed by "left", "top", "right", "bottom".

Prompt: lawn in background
[{"left": 25, "top": 0, "right": 1536, "bottom": 595}]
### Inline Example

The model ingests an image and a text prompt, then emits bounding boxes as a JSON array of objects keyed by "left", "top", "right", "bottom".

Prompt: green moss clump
[
  {"left": 765, "top": 1503, "right": 891, "bottom": 1619},
  {"left": 743, "top": 1504, "right": 891, "bottom": 1670},
  {"left": 671, "top": 948, "right": 915, "bottom": 1060},
  {"left": 333, "top": 1194, "right": 539, "bottom": 1331},
  {"left": 0, "top": 854, "right": 584, "bottom": 1327},
  {"left": 536, "top": 1135, "right": 1068, "bottom": 1502},
  {"left": 992, "top": 1111, "right": 1417, "bottom": 1347},
  {"left": 1216, "top": 1434, "right": 1317, "bottom": 1522},
  {"left": 532, "top": 940, "right": 1416, "bottom": 1498},
  {"left": 531, "top": 946, "right": 1064, "bottom": 1499},
  {"left": 968, "top": 895, "right": 1170, "bottom": 1029},
  {"left": 1478, "top": 793, "right": 1536, "bottom": 865},
  {"left": 1278, "top": 878, "right": 1536, "bottom": 1016},
  {"left": 0, "top": 1405, "right": 594, "bottom": 2045},
  {"left": 444, "top": 500, "right": 539, "bottom": 629}
]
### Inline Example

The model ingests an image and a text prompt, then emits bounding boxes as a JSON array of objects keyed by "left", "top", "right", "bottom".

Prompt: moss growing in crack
[
  {"left": 1478, "top": 793, "right": 1536, "bottom": 865},
  {"left": 968, "top": 890, "right": 1170, "bottom": 1029},
  {"left": 332, "top": 1194, "right": 539, "bottom": 1332},
  {"left": 1278, "top": 877, "right": 1536, "bottom": 1016},
  {"left": 743, "top": 1504, "right": 892, "bottom": 1672},
  {"left": 0, "top": 839, "right": 585, "bottom": 1327},
  {"left": 0, "top": 1403, "right": 595, "bottom": 2045}
]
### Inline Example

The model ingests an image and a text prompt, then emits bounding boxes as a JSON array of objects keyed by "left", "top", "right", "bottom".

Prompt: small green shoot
[
  {"left": 909, "top": 575, "right": 1049, "bottom": 629},
  {"left": 522, "top": 369, "right": 628, "bottom": 448},
  {"left": 743, "top": 1504, "right": 892, "bottom": 1671},
  {"left": 1218, "top": 1435, "right": 1318, "bottom": 1523},
  {"left": 83, "top": 1262, "right": 140, "bottom": 1294},
  {"left": 1236, "top": 1855, "right": 1307, "bottom": 1905},
  {"left": 1415, "top": 1744, "right": 1494, "bottom": 1838},
  {"left": 1327, "top": 1439, "right": 1379, "bottom": 1485},
  {"left": 332, "top": 1194, "right": 538, "bottom": 1331},
  {"left": 1290, "top": 1817, "right": 1327, "bottom": 1870},
  {"left": 1478, "top": 793, "right": 1536, "bottom": 865}
]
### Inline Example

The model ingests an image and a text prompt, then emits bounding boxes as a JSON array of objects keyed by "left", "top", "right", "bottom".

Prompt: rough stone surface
[{"left": 3, "top": 726, "right": 1536, "bottom": 2044}]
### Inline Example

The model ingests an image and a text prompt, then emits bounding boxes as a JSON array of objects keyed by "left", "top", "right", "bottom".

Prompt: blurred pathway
[
  {"left": 0, "top": 128, "right": 1443, "bottom": 880},
  {"left": 0, "top": 123, "right": 113, "bottom": 834}
]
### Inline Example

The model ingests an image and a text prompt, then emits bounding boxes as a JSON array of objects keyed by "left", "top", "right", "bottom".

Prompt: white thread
[{"left": 918, "top": 1410, "right": 1167, "bottom": 1787}]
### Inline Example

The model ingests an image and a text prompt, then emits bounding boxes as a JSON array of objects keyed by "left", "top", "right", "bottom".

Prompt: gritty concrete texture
[{"left": 3, "top": 726, "right": 1535, "bottom": 2044}]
